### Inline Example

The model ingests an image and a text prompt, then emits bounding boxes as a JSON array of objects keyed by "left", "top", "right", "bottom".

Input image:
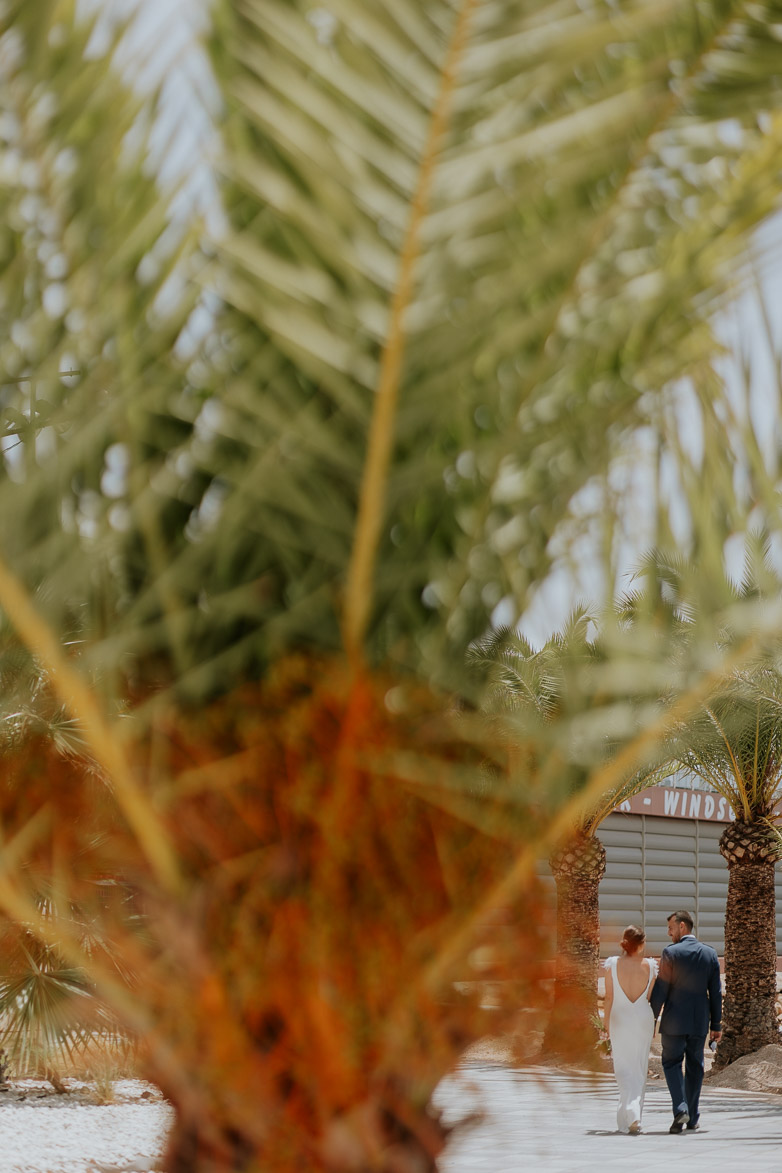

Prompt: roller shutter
[{"left": 597, "top": 812, "right": 782, "bottom": 958}]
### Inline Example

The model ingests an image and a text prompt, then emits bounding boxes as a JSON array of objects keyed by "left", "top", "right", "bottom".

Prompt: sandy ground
[
  {"left": 0, "top": 1080, "right": 173, "bottom": 1173},
  {"left": 4, "top": 1044, "right": 780, "bottom": 1172}
]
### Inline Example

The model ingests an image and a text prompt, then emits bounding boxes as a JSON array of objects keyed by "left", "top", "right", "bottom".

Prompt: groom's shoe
[
  {"left": 669, "top": 1110, "right": 690, "bottom": 1134},
  {"left": 686, "top": 1121, "right": 700, "bottom": 1132}
]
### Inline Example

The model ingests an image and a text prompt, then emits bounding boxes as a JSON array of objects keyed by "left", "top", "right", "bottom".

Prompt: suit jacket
[{"left": 649, "top": 934, "right": 722, "bottom": 1036}]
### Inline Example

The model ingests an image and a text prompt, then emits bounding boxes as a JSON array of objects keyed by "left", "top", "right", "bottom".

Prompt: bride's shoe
[{"left": 628, "top": 1121, "right": 641, "bottom": 1135}]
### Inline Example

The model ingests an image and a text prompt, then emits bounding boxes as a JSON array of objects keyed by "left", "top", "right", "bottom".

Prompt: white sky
[{"left": 90, "top": 0, "right": 220, "bottom": 228}]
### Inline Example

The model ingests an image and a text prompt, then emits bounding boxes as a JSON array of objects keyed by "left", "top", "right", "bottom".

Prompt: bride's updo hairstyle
[{"left": 620, "top": 925, "right": 645, "bottom": 955}]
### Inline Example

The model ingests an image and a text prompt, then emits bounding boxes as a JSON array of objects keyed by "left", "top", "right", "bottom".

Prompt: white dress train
[{"left": 605, "top": 955, "right": 657, "bottom": 1133}]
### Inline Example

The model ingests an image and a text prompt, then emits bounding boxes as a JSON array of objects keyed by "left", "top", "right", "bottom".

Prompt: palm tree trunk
[
  {"left": 163, "top": 1091, "right": 449, "bottom": 1173},
  {"left": 544, "top": 831, "right": 606, "bottom": 1055},
  {"left": 145, "top": 667, "right": 540, "bottom": 1173},
  {"left": 715, "top": 822, "right": 781, "bottom": 1069}
]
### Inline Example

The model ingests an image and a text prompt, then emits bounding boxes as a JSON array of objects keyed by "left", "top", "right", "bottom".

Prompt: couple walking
[{"left": 604, "top": 910, "right": 722, "bottom": 1135}]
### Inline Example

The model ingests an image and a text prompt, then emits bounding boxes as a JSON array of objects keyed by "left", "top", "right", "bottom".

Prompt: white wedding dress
[{"left": 605, "top": 955, "right": 657, "bottom": 1133}]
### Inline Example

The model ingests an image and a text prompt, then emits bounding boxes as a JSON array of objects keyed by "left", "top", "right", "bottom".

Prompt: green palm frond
[
  {"left": 0, "top": 909, "right": 129, "bottom": 1078},
  {"left": 168, "top": 0, "right": 782, "bottom": 690},
  {"left": 470, "top": 606, "right": 669, "bottom": 834},
  {"left": 0, "top": 0, "right": 203, "bottom": 698},
  {"left": 667, "top": 671, "right": 782, "bottom": 819},
  {"left": 468, "top": 625, "right": 561, "bottom": 717},
  {"left": 2, "top": 0, "right": 781, "bottom": 701},
  {"left": 623, "top": 546, "right": 782, "bottom": 821}
]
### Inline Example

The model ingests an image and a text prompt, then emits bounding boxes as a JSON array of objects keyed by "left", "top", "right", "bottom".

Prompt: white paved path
[{"left": 434, "top": 1066, "right": 782, "bottom": 1172}]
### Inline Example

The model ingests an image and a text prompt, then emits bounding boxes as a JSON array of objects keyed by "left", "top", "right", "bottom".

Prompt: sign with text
[{"left": 615, "top": 786, "right": 734, "bottom": 822}]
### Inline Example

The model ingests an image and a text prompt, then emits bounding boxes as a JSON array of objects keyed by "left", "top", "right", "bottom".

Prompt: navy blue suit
[{"left": 650, "top": 934, "right": 722, "bottom": 1125}]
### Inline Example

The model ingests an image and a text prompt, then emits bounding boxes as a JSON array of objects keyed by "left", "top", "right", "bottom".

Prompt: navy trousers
[{"left": 661, "top": 1033, "right": 707, "bottom": 1124}]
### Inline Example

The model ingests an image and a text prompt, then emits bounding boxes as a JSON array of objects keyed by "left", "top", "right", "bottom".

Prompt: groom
[{"left": 650, "top": 910, "right": 722, "bottom": 1134}]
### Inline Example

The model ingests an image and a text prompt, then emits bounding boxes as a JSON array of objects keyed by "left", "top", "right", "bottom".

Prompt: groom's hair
[{"left": 668, "top": 910, "right": 694, "bottom": 932}]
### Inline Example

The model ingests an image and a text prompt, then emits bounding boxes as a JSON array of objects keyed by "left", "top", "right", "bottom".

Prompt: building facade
[{"left": 597, "top": 784, "right": 782, "bottom": 958}]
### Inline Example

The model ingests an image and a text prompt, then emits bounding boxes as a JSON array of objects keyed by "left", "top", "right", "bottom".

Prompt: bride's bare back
[{"left": 615, "top": 953, "right": 653, "bottom": 1003}]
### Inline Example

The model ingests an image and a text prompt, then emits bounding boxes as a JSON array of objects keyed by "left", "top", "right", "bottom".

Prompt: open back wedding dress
[{"left": 605, "top": 955, "right": 657, "bottom": 1133}]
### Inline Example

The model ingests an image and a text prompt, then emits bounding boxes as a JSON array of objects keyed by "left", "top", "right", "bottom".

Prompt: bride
[{"left": 603, "top": 925, "right": 657, "bottom": 1134}]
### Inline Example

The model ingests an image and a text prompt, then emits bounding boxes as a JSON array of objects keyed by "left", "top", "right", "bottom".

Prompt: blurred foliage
[
  {"left": 0, "top": 733, "right": 131, "bottom": 1082},
  {"left": 1, "top": 0, "right": 782, "bottom": 1167},
  {"left": 203, "top": 0, "right": 782, "bottom": 683},
  {"left": 469, "top": 612, "right": 662, "bottom": 830},
  {"left": 130, "top": 660, "right": 556, "bottom": 1169}
]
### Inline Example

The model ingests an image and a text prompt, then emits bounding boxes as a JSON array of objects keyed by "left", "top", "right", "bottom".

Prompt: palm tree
[
  {"left": 0, "top": 650, "right": 134, "bottom": 1087},
  {"left": 704, "top": 674, "right": 782, "bottom": 1068},
  {"left": 0, "top": 900, "right": 130, "bottom": 1088},
  {"left": 470, "top": 615, "right": 660, "bottom": 1052},
  {"left": 653, "top": 662, "right": 782, "bottom": 1067},
  {"left": 625, "top": 543, "right": 782, "bottom": 1068},
  {"left": 0, "top": 607, "right": 133, "bottom": 1086},
  {"left": 2, "top": 0, "right": 782, "bottom": 1168},
  {"left": 0, "top": 0, "right": 190, "bottom": 1087}
]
